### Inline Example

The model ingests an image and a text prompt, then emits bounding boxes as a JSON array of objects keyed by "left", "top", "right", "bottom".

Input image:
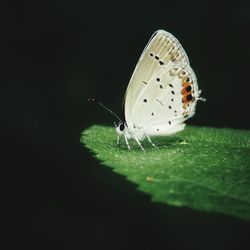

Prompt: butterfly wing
[
  {"left": 124, "top": 30, "right": 200, "bottom": 135},
  {"left": 124, "top": 30, "right": 190, "bottom": 123},
  {"left": 138, "top": 63, "right": 199, "bottom": 136}
]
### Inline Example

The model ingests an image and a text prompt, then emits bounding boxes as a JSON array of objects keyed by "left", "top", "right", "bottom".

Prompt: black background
[{"left": 1, "top": 0, "right": 250, "bottom": 249}]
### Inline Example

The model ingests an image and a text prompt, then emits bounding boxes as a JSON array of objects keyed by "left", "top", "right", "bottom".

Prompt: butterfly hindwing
[{"left": 126, "top": 62, "right": 198, "bottom": 136}]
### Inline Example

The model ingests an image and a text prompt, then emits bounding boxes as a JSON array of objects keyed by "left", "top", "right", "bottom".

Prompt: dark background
[{"left": 1, "top": 0, "right": 250, "bottom": 249}]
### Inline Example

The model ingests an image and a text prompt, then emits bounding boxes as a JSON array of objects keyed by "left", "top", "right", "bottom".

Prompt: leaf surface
[{"left": 81, "top": 125, "right": 250, "bottom": 221}]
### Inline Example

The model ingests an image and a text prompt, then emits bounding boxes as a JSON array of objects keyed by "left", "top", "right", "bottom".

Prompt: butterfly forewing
[{"left": 125, "top": 30, "right": 190, "bottom": 121}]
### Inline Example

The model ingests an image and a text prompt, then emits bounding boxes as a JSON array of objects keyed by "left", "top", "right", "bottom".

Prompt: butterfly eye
[{"left": 119, "top": 123, "right": 125, "bottom": 131}]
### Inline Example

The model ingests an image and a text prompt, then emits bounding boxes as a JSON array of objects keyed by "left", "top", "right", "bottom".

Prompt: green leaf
[{"left": 81, "top": 125, "right": 250, "bottom": 221}]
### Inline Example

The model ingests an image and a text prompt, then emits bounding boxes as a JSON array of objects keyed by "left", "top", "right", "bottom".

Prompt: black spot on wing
[
  {"left": 186, "top": 85, "right": 192, "bottom": 92},
  {"left": 187, "top": 94, "right": 193, "bottom": 101}
]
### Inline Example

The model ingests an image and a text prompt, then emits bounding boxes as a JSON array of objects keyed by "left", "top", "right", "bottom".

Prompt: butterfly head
[{"left": 115, "top": 121, "right": 126, "bottom": 135}]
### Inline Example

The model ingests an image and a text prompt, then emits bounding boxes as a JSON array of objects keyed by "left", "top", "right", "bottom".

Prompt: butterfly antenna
[{"left": 88, "top": 98, "right": 122, "bottom": 122}]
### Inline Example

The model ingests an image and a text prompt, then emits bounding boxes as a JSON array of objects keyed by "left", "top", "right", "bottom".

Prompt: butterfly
[{"left": 91, "top": 30, "right": 205, "bottom": 150}]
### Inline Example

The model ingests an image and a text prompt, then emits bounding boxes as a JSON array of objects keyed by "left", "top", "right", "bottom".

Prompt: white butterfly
[
  {"left": 89, "top": 30, "right": 205, "bottom": 150},
  {"left": 112, "top": 29, "right": 206, "bottom": 150}
]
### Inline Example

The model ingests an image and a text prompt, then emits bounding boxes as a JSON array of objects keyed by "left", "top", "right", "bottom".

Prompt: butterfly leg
[
  {"left": 124, "top": 135, "right": 131, "bottom": 150},
  {"left": 131, "top": 134, "right": 144, "bottom": 151},
  {"left": 145, "top": 133, "right": 158, "bottom": 148},
  {"left": 116, "top": 135, "right": 120, "bottom": 145}
]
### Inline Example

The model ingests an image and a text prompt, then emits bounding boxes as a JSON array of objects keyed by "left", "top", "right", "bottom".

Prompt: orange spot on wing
[
  {"left": 182, "top": 92, "right": 194, "bottom": 109},
  {"left": 181, "top": 82, "right": 192, "bottom": 95},
  {"left": 182, "top": 81, "right": 190, "bottom": 87},
  {"left": 182, "top": 79, "right": 194, "bottom": 108},
  {"left": 182, "top": 93, "right": 191, "bottom": 102}
]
